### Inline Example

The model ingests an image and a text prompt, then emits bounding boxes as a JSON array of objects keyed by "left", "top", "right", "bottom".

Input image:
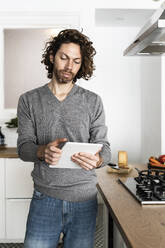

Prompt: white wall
[
  {"left": 95, "top": 27, "right": 142, "bottom": 163},
  {"left": 140, "top": 57, "right": 161, "bottom": 163},
  {"left": 161, "top": 56, "right": 165, "bottom": 155},
  {"left": 79, "top": 27, "right": 142, "bottom": 163}
]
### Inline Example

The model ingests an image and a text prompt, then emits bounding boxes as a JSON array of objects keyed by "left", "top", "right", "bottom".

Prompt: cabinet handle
[{"left": 6, "top": 198, "right": 31, "bottom": 201}]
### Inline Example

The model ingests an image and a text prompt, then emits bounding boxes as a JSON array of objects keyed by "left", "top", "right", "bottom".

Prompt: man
[{"left": 17, "top": 29, "right": 111, "bottom": 248}]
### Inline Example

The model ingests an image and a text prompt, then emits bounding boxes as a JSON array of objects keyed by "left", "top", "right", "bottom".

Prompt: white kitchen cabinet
[
  {"left": 5, "top": 158, "right": 33, "bottom": 241},
  {"left": 6, "top": 199, "right": 31, "bottom": 240},
  {"left": 94, "top": 0, "right": 164, "bottom": 9},
  {"left": 0, "top": 157, "right": 34, "bottom": 242},
  {"left": 0, "top": 158, "right": 5, "bottom": 239},
  {"left": 5, "top": 158, "right": 33, "bottom": 198},
  {"left": 113, "top": 222, "right": 127, "bottom": 248},
  {"left": 95, "top": 8, "right": 155, "bottom": 28}
]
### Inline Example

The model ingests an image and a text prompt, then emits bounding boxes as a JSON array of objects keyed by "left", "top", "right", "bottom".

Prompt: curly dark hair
[{"left": 41, "top": 29, "right": 96, "bottom": 82}]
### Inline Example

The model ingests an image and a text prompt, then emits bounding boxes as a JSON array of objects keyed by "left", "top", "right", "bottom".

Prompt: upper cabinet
[
  {"left": 94, "top": 1, "right": 165, "bottom": 28},
  {"left": 0, "top": 0, "right": 163, "bottom": 12},
  {"left": 94, "top": 0, "right": 165, "bottom": 10},
  {"left": 0, "top": 11, "right": 80, "bottom": 115},
  {"left": 95, "top": 1, "right": 165, "bottom": 27},
  {"left": 95, "top": 9, "right": 155, "bottom": 27}
]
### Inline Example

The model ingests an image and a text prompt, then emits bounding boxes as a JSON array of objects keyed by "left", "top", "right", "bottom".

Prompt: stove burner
[{"left": 119, "top": 169, "right": 165, "bottom": 204}]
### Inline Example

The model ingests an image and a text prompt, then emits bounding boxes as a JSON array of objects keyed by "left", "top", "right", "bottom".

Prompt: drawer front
[
  {"left": 6, "top": 199, "right": 31, "bottom": 240},
  {"left": 6, "top": 158, "right": 33, "bottom": 198}
]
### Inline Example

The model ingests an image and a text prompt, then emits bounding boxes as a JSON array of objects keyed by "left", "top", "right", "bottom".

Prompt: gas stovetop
[{"left": 118, "top": 169, "right": 165, "bottom": 205}]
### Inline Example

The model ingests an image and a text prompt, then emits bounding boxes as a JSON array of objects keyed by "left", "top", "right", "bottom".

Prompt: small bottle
[
  {"left": 118, "top": 151, "right": 128, "bottom": 168},
  {"left": 0, "top": 126, "right": 5, "bottom": 146}
]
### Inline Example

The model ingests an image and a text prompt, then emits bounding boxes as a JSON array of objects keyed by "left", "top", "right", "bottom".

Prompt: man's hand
[
  {"left": 37, "top": 138, "right": 67, "bottom": 165},
  {"left": 71, "top": 151, "right": 103, "bottom": 170}
]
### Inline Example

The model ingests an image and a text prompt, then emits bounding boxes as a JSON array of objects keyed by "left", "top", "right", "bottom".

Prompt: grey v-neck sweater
[{"left": 17, "top": 83, "right": 111, "bottom": 201}]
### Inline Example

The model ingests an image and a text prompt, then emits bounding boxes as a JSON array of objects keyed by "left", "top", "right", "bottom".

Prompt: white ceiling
[{"left": 95, "top": 9, "right": 155, "bottom": 27}]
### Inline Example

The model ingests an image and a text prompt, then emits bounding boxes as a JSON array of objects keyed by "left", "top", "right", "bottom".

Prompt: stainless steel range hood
[{"left": 124, "top": 1, "right": 165, "bottom": 56}]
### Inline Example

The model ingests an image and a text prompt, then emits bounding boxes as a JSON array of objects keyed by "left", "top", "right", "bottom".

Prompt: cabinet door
[
  {"left": 6, "top": 199, "right": 31, "bottom": 240},
  {"left": 5, "top": 158, "right": 33, "bottom": 198},
  {"left": 0, "top": 159, "right": 5, "bottom": 239},
  {"left": 113, "top": 222, "right": 127, "bottom": 248}
]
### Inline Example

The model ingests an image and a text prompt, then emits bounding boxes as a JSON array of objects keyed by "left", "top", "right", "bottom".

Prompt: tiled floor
[
  {"left": 0, "top": 245, "right": 23, "bottom": 248},
  {"left": 0, "top": 244, "right": 63, "bottom": 248}
]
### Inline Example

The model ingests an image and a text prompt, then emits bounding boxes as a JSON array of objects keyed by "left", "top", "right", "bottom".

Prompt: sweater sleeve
[
  {"left": 89, "top": 95, "right": 111, "bottom": 167},
  {"left": 17, "top": 94, "right": 40, "bottom": 162}
]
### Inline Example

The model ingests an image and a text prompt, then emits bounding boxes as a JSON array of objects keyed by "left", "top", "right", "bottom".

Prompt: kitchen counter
[
  {"left": 1, "top": 152, "right": 165, "bottom": 247},
  {"left": 96, "top": 165, "right": 165, "bottom": 248},
  {"left": 0, "top": 147, "right": 18, "bottom": 158}
]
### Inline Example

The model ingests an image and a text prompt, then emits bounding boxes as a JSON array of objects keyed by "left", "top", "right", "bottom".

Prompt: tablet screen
[{"left": 49, "top": 142, "right": 103, "bottom": 169}]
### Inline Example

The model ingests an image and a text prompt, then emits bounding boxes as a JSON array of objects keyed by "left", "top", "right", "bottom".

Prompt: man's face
[{"left": 53, "top": 42, "right": 82, "bottom": 84}]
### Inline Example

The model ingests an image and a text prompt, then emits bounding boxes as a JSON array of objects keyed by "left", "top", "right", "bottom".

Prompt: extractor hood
[{"left": 124, "top": 1, "right": 165, "bottom": 56}]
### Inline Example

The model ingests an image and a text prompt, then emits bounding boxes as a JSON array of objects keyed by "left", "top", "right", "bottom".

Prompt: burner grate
[{"left": 119, "top": 176, "right": 165, "bottom": 205}]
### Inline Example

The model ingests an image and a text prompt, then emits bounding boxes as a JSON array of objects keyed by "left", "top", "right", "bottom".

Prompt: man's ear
[{"left": 49, "top": 54, "right": 54, "bottom": 64}]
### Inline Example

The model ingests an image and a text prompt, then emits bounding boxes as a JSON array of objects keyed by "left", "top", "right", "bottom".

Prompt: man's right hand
[{"left": 37, "top": 138, "right": 67, "bottom": 165}]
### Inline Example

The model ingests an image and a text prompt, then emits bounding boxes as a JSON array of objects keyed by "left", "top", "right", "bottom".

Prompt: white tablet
[{"left": 49, "top": 142, "right": 103, "bottom": 169}]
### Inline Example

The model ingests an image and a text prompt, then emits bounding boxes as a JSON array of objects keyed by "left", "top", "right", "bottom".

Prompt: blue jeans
[{"left": 24, "top": 189, "right": 98, "bottom": 248}]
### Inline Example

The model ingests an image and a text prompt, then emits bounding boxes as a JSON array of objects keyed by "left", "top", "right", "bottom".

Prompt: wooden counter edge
[
  {"left": 97, "top": 183, "right": 132, "bottom": 248},
  {"left": 96, "top": 164, "right": 144, "bottom": 248},
  {"left": 0, "top": 147, "right": 18, "bottom": 158}
]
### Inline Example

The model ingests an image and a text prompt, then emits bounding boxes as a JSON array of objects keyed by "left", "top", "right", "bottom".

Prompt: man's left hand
[{"left": 71, "top": 152, "right": 102, "bottom": 170}]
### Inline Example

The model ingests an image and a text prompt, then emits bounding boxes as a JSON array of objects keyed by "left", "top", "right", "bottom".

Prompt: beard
[{"left": 54, "top": 67, "right": 75, "bottom": 84}]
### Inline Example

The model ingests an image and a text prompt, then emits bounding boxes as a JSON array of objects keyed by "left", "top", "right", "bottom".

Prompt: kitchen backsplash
[{"left": 1, "top": 126, "right": 18, "bottom": 147}]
